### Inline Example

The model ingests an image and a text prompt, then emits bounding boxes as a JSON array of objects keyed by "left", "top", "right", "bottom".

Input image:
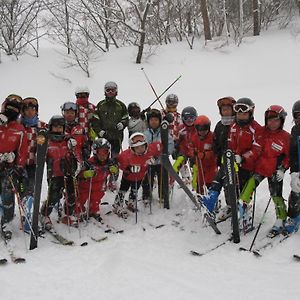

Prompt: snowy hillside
[{"left": 1, "top": 23, "right": 300, "bottom": 300}]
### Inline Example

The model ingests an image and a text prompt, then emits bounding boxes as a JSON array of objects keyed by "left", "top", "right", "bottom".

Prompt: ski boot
[
  {"left": 217, "top": 205, "right": 232, "bottom": 222},
  {"left": 60, "top": 215, "right": 78, "bottom": 227},
  {"left": 113, "top": 192, "right": 128, "bottom": 219},
  {"left": 40, "top": 215, "right": 53, "bottom": 231},
  {"left": 90, "top": 213, "right": 104, "bottom": 224},
  {"left": 238, "top": 200, "right": 253, "bottom": 234},
  {"left": 283, "top": 215, "right": 300, "bottom": 234},
  {"left": 0, "top": 220, "right": 12, "bottom": 240},
  {"left": 267, "top": 219, "right": 285, "bottom": 238}
]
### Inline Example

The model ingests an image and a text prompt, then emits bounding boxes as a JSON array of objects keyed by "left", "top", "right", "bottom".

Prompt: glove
[
  {"left": 67, "top": 138, "right": 77, "bottom": 149},
  {"left": 74, "top": 161, "right": 82, "bottom": 177},
  {"left": 276, "top": 168, "right": 285, "bottom": 182},
  {"left": 130, "top": 165, "right": 141, "bottom": 173},
  {"left": 173, "top": 155, "right": 185, "bottom": 172},
  {"left": 83, "top": 169, "right": 95, "bottom": 179},
  {"left": 98, "top": 130, "right": 106, "bottom": 138},
  {"left": 0, "top": 113, "right": 8, "bottom": 125},
  {"left": 164, "top": 113, "right": 174, "bottom": 123},
  {"left": 116, "top": 122, "right": 124, "bottom": 130},
  {"left": 291, "top": 172, "right": 300, "bottom": 193},
  {"left": 109, "top": 165, "right": 119, "bottom": 174},
  {"left": 0, "top": 152, "right": 15, "bottom": 163},
  {"left": 234, "top": 154, "right": 243, "bottom": 165}
]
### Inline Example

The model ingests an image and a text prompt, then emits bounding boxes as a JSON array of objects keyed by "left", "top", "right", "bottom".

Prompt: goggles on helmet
[{"left": 233, "top": 103, "right": 252, "bottom": 113}]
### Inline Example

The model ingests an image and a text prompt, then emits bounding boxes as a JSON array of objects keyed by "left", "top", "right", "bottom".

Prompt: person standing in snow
[
  {"left": 0, "top": 94, "right": 28, "bottom": 239},
  {"left": 285, "top": 100, "right": 300, "bottom": 234},
  {"left": 21, "top": 97, "right": 48, "bottom": 194},
  {"left": 237, "top": 105, "right": 290, "bottom": 236},
  {"left": 113, "top": 132, "right": 163, "bottom": 218},
  {"left": 127, "top": 102, "right": 147, "bottom": 137}
]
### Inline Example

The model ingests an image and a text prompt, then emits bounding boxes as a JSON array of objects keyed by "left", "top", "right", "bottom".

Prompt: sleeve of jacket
[
  {"left": 290, "top": 126, "right": 299, "bottom": 173},
  {"left": 167, "top": 133, "right": 175, "bottom": 155},
  {"left": 16, "top": 129, "right": 29, "bottom": 168},
  {"left": 119, "top": 101, "right": 129, "bottom": 128},
  {"left": 89, "top": 102, "right": 103, "bottom": 134},
  {"left": 281, "top": 132, "right": 291, "bottom": 170}
]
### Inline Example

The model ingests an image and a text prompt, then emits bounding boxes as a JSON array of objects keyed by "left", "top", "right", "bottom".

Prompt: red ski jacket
[
  {"left": 254, "top": 127, "right": 290, "bottom": 177},
  {"left": 0, "top": 121, "right": 28, "bottom": 168},
  {"left": 189, "top": 131, "right": 218, "bottom": 185},
  {"left": 228, "top": 120, "right": 263, "bottom": 172},
  {"left": 117, "top": 142, "right": 162, "bottom": 182},
  {"left": 78, "top": 156, "right": 111, "bottom": 214},
  {"left": 175, "top": 124, "right": 197, "bottom": 158},
  {"left": 47, "top": 137, "right": 76, "bottom": 177}
]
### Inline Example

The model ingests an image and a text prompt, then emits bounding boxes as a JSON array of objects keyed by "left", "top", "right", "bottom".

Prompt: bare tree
[
  {"left": 253, "top": 0, "right": 260, "bottom": 36},
  {"left": 0, "top": 0, "right": 43, "bottom": 57},
  {"left": 200, "top": 0, "right": 211, "bottom": 41}
]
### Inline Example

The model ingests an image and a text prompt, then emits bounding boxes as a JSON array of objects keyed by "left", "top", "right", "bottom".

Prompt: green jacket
[{"left": 90, "top": 97, "right": 129, "bottom": 141}]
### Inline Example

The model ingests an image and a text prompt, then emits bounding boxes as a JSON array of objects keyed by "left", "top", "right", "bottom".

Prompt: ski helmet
[
  {"left": 146, "top": 108, "right": 162, "bottom": 123},
  {"left": 292, "top": 100, "right": 300, "bottom": 121},
  {"left": 265, "top": 105, "right": 287, "bottom": 129},
  {"left": 92, "top": 138, "right": 111, "bottom": 156},
  {"left": 166, "top": 94, "right": 179, "bottom": 107},
  {"left": 49, "top": 115, "right": 65, "bottom": 131},
  {"left": 234, "top": 98, "right": 255, "bottom": 126},
  {"left": 194, "top": 115, "right": 211, "bottom": 132},
  {"left": 75, "top": 86, "right": 90, "bottom": 98},
  {"left": 129, "top": 132, "right": 147, "bottom": 148},
  {"left": 22, "top": 97, "right": 39, "bottom": 112},
  {"left": 61, "top": 102, "right": 78, "bottom": 113},
  {"left": 181, "top": 106, "right": 197, "bottom": 126},
  {"left": 127, "top": 102, "right": 141, "bottom": 117},
  {"left": 217, "top": 96, "right": 236, "bottom": 115},
  {"left": 3, "top": 94, "right": 22, "bottom": 120},
  {"left": 104, "top": 81, "right": 118, "bottom": 97}
]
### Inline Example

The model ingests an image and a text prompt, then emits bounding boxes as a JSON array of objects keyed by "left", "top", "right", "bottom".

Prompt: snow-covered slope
[{"left": 1, "top": 25, "right": 300, "bottom": 300}]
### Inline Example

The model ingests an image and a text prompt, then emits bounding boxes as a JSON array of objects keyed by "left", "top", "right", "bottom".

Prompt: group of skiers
[{"left": 1, "top": 83, "right": 300, "bottom": 241}]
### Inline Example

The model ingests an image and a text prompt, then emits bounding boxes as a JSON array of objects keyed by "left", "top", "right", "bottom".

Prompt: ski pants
[
  {"left": 142, "top": 165, "right": 163, "bottom": 200},
  {"left": 288, "top": 191, "right": 300, "bottom": 219},
  {"left": 25, "top": 164, "right": 36, "bottom": 195},
  {"left": 0, "top": 172, "right": 15, "bottom": 224},
  {"left": 115, "top": 177, "right": 142, "bottom": 205},
  {"left": 240, "top": 173, "right": 287, "bottom": 220},
  {"left": 41, "top": 176, "right": 76, "bottom": 217}
]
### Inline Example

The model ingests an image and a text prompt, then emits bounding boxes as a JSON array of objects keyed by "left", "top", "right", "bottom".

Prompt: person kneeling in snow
[
  {"left": 113, "top": 132, "right": 162, "bottom": 218},
  {"left": 77, "top": 138, "right": 118, "bottom": 223}
]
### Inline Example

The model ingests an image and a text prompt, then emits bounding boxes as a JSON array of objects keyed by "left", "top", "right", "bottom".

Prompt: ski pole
[
  {"left": 142, "top": 74, "right": 182, "bottom": 113},
  {"left": 135, "top": 179, "right": 138, "bottom": 224},
  {"left": 63, "top": 177, "right": 71, "bottom": 233},
  {"left": 141, "top": 68, "right": 165, "bottom": 110},
  {"left": 196, "top": 155, "right": 208, "bottom": 196},
  {"left": 72, "top": 176, "right": 82, "bottom": 239},
  {"left": 251, "top": 189, "right": 256, "bottom": 229},
  {"left": 86, "top": 176, "right": 93, "bottom": 224},
  {"left": 248, "top": 196, "right": 272, "bottom": 251}
]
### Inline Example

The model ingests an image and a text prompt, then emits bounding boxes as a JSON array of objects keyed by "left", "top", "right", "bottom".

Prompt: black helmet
[
  {"left": 49, "top": 115, "right": 65, "bottom": 130},
  {"left": 166, "top": 94, "right": 179, "bottom": 107},
  {"left": 127, "top": 102, "right": 141, "bottom": 117},
  {"left": 234, "top": 98, "right": 255, "bottom": 126},
  {"left": 181, "top": 106, "right": 197, "bottom": 126},
  {"left": 3, "top": 94, "right": 22, "bottom": 120},
  {"left": 92, "top": 138, "right": 111, "bottom": 156},
  {"left": 292, "top": 100, "right": 300, "bottom": 121},
  {"left": 22, "top": 97, "right": 39, "bottom": 112},
  {"left": 147, "top": 108, "right": 162, "bottom": 123}
]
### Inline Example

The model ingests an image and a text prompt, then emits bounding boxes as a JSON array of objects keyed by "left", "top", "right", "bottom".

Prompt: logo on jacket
[{"left": 271, "top": 142, "right": 283, "bottom": 152}]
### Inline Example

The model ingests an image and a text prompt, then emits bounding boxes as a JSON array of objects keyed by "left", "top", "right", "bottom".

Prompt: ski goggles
[
  {"left": 23, "top": 97, "right": 38, "bottom": 110},
  {"left": 131, "top": 138, "right": 147, "bottom": 147},
  {"left": 61, "top": 102, "right": 78, "bottom": 111},
  {"left": 182, "top": 115, "right": 196, "bottom": 123},
  {"left": 195, "top": 124, "right": 210, "bottom": 131},
  {"left": 95, "top": 148, "right": 110, "bottom": 155},
  {"left": 105, "top": 88, "right": 117, "bottom": 93},
  {"left": 265, "top": 110, "right": 280, "bottom": 120},
  {"left": 233, "top": 103, "right": 252, "bottom": 113},
  {"left": 76, "top": 92, "right": 89, "bottom": 98},
  {"left": 166, "top": 100, "right": 178, "bottom": 107}
]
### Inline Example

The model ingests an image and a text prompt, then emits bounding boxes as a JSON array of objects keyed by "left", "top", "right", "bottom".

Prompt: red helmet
[
  {"left": 194, "top": 115, "right": 211, "bottom": 131},
  {"left": 265, "top": 105, "right": 287, "bottom": 129}
]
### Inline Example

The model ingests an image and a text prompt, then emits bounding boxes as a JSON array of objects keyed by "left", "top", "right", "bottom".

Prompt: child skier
[
  {"left": 40, "top": 115, "right": 82, "bottom": 229},
  {"left": 238, "top": 105, "right": 290, "bottom": 235},
  {"left": 188, "top": 115, "right": 217, "bottom": 195},
  {"left": 113, "top": 132, "right": 163, "bottom": 218},
  {"left": 0, "top": 94, "right": 28, "bottom": 239},
  {"left": 78, "top": 138, "right": 118, "bottom": 222},
  {"left": 127, "top": 102, "right": 147, "bottom": 137}
]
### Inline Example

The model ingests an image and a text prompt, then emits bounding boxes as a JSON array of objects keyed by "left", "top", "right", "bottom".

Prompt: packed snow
[{"left": 1, "top": 22, "right": 300, "bottom": 300}]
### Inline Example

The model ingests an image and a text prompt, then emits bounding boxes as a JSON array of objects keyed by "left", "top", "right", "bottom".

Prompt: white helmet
[
  {"left": 129, "top": 132, "right": 147, "bottom": 148},
  {"left": 75, "top": 86, "right": 90, "bottom": 96},
  {"left": 104, "top": 81, "right": 118, "bottom": 92}
]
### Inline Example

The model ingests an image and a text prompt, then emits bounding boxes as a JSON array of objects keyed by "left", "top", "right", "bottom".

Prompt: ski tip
[
  {"left": 239, "top": 247, "right": 248, "bottom": 252},
  {"left": 190, "top": 250, "right": 203, "bottom": 256},
  {"left": 252, "top": 250, "right": 262, "bottom": 257},
  {"left": 0, "top": 258, "right": 8, "bottom": 265},
  {"left": 293, "top": 254, "right": 300, "bottom": 261},
  {"left": 80, "top": 242, "right": 88, "bottom": 247},
  {"left": 13, "top": 257, "right": 26, "bottom": 264}
]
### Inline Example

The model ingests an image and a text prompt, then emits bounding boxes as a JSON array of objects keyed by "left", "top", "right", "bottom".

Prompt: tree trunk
[
  {"left": 200, "top": 0, "right": 212, "bottom": 41},
  {"left": 253, "top": 0, "right": 260, "bottom": 36}
]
